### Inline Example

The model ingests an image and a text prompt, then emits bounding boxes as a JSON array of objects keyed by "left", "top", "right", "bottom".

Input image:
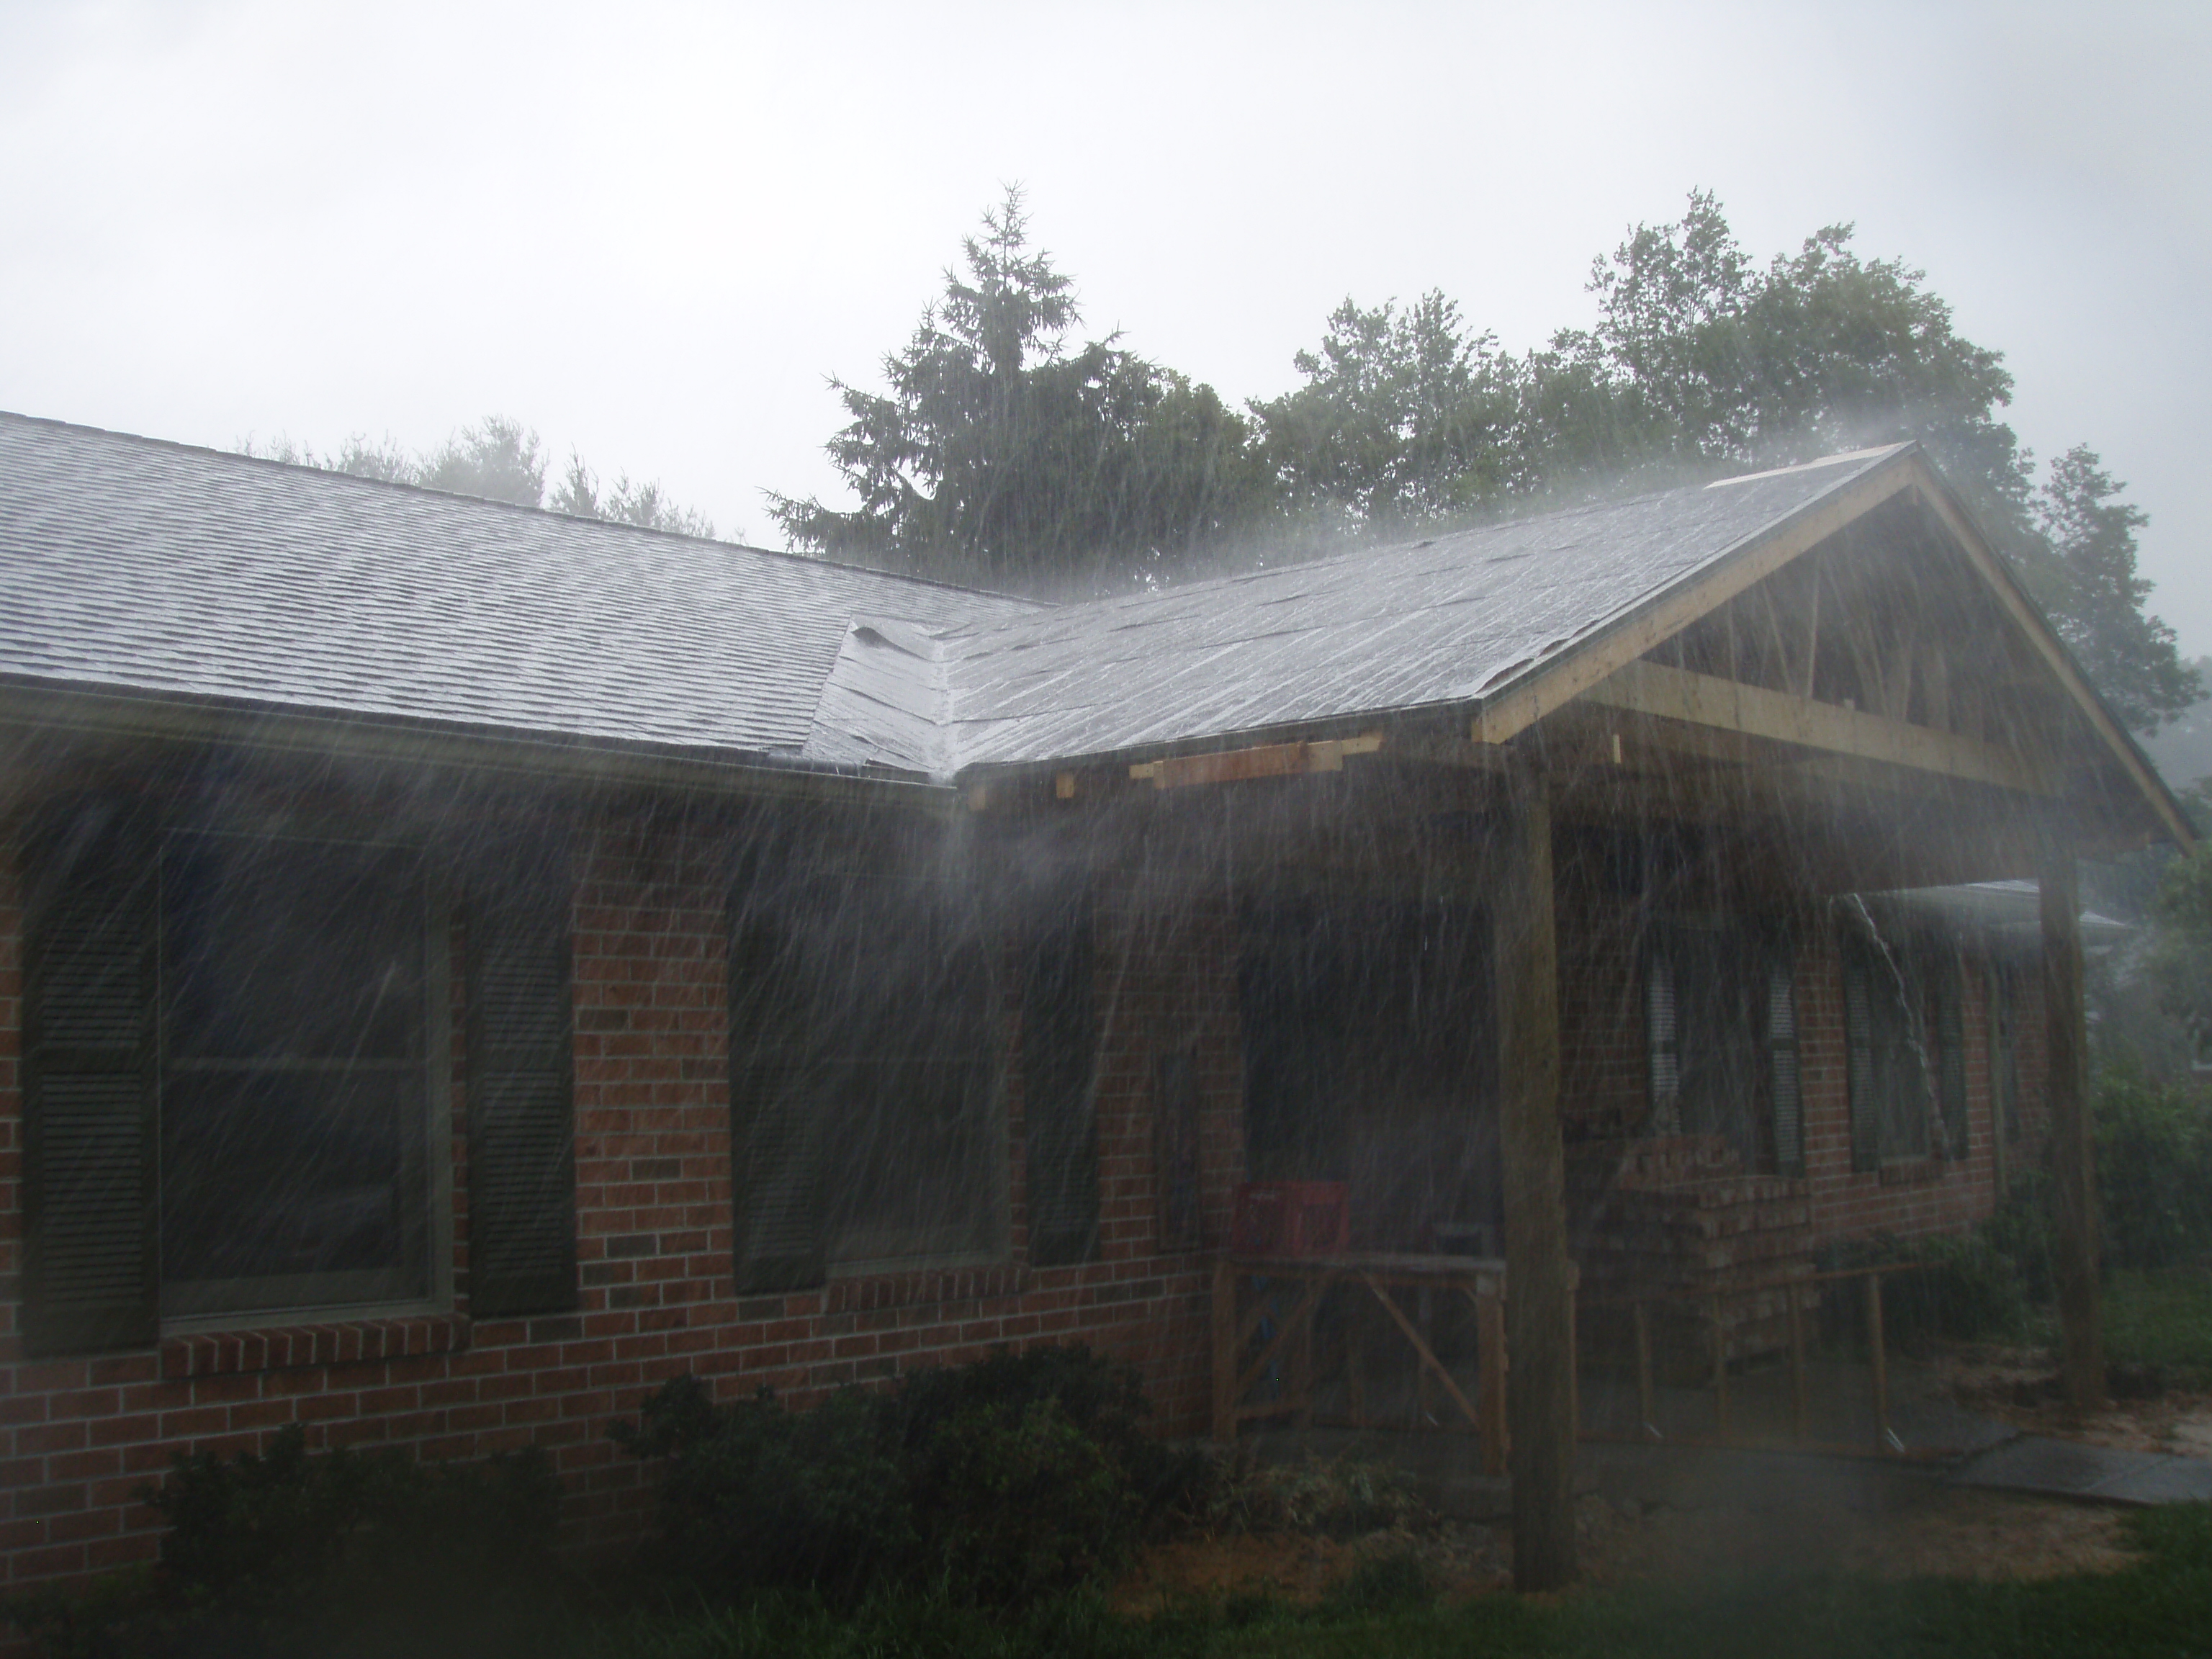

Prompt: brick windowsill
[
  {"left": 161, "top": 1315, "right": 471, "bottom": 1379},
  {"left": 1876, "top": 1159, "right": 1951, "bottom": 1188}
]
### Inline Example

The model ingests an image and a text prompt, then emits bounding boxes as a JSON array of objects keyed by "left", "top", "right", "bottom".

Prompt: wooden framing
[
  {"left": 1130, "top": 733, "right": 1382, "bottom": 790},
  {"left": 1469, "top": 457, "right": 1917, "bottom": 747},
  {"left": 2043, "top": 848, "right": 2106, "bottom": 1408},
  {"left": 1580, "top": 659, "right": 2054, "bottom": 796},
  {"left": 1496, "top": 760, "right": 1577, "bottom": 1591}
]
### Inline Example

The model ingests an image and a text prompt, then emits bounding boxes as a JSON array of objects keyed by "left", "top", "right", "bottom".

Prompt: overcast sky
[{"left": 3, "top": 1, "right": 2207, "bottom": 650}]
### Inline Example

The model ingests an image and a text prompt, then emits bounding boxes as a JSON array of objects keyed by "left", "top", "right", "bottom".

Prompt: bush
[
  {"left": 1982, "top": 1169, "right": 2057, "bottom": 1304},
  {"left": 1818, "top": 1230, "right": 2026, "bottom": 1349},
  {"left": 611, "top": 1377, "right": 914, "bottom": 1599},
  {"left": 2094, "top": 1068, "right": 2212, "bottom": 1271},
  {"left": 4, "top": 1427, "right": 564, "bottom": 1659},
  {"left": 612, "top": 1346, "right": 1207, "bottom": 1608},
  {"left": 1197, "top": 1447, "right": 1424, "bottom": 1539}
]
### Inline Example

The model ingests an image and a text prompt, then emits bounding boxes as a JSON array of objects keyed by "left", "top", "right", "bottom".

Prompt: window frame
[
  {"left": 1642, "top": 914, "right": 1799, "bottom": 1175},
  {"left": 153, "top": 826, "right": 454, "bottom": 1335},
  {"left": 1843, "top": 927, "right": 1967, "bottom": 1171},
  {"left": 728, "top": 826, "right": 1010, "bottom": 1290}
]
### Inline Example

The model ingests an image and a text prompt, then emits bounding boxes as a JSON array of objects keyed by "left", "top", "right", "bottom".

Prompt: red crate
[{"left": 1231, "top": 1181, "right": 1349, "bottom": 1257}]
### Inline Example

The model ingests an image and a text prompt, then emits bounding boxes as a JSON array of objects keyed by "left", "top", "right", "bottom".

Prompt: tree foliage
[
  {"left": 783, "top": 192, "right": 2193, "bottom": 727},
  {"left": 2034, "top": 446, "right": 2197, "bottom": 733},
  {"left": 768, "top": 188, "right": 1273, "bottom": 595},
  {"left": 245, "top": 416, "right": 714, "bottom": 537}
]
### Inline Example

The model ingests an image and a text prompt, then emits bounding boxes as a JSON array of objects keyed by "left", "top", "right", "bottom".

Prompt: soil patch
[
  {"left": 1115, "top": 1480, "right": 2136, "bottom": 1610},
  {"left": 1941, "top": 1341, "right": 2212, "bottom": 1456}
]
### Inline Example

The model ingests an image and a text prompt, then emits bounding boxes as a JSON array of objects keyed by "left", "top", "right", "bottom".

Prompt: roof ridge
[{"left": 0, "top": 408, "right": 1047, "bottom": 610}]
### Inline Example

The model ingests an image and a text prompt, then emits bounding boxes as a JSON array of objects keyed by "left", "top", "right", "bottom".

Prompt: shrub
[
  {"left": 612, "top": 1346, "right": 1205, "bottom": 1608},
  {"left": 1982, "top": 1169, "right": 2057, "bottom": 1304},
  {"left": 921, "top": 1396, "right": 1138, "bottom": 1603},
  {"left": 2094, "top": 1067, "right": 2212, "bottom": 1272},
  {"left": 611, "top": 1378, "right": 914, "bottom": 1599},
  {"left": 4, "top": 1427, "right": 564, "bottom": 1659},
  {"left": 1818, "top": 1231, "right": 2026, "bottom": 1349},
  {"left": 1197, "top": 1447, "right": 1424, "bottom": 1539}
]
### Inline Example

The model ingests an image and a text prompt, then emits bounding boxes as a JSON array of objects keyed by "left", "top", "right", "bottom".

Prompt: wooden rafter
[
  {"left": 1581, "top": 658, "right": 2053, "bottom": 796},
  {"left": 1470, "top": 459, "right": 1917, "bottom": 745}
]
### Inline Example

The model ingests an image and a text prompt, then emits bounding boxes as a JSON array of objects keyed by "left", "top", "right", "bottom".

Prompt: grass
[
  {"left": 2105, "top": 1268, "right": 2212, "bottom": 1380},
  {"left": 550, "top": 1505, "right": 2212, "bottom": 1659}
]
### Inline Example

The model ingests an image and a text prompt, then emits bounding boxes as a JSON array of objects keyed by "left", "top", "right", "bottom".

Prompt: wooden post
[
  {"left": 1985, "top": 961, "right": 2008, "bottom": 1203},
  {"left": 1298, "top": 1288, "right": 1316, "bottom": 1429},
  {"left": 1709, "top": 1295, "right": 1730, "bottom": 1437},
  {"left": 1787, "top": 1283, "right": 1809, "bottom": 1442},
  {"left": 1478, "top": 1288, "right": 1509, "bottom": 1476},
  {"left": 1634, "top": 1302, "right": 1657, "bottom": 1440},
  {"left": 1866, "top": 1272, "right": 1889, "bottom": 1451},
  {"left": 1212, "top": 1256, "right": 1238, "bottom": 1442},
  {"left": 2041, "top": 843, "right": 2106, "bottom": 1412},
  {"left": 1497, "top": 757, "right": 1578, "bottom": 1589}
]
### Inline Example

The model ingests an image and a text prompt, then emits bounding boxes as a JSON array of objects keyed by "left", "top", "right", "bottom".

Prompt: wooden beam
[
  {"left": 1496, "top": 758, "right": 1577, "bottom": 1591},
  {"left": 1580, "top": 659, "right": 2053, "bottom": 796},
  {"left": 1912, "top": 464, "right": 2194, "bottom": 848},
  {"left": 1470, "top": 456, "right": 1916, "bottom": 745},
  {"left": 2042, "top": 845, "right": 2105, "bottom": 1411},
  {"left": 1128, "top": 732, "right": 1382, "bottom": 790}
]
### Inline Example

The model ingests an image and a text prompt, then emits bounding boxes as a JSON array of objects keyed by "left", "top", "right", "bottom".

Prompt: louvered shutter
[
  {"left": 1024, "top": 899, "right": 1100, "bottom": 1266},
  {"left": 1153, "top": 1048, "right": 1200, "bottom": 1256},
  {"left": 1645, "top": 945, "right": 1681, "bottom": 1134},
  {"left": 1936, "top": 953, "right": 1969, "bottom": 1160},
  {"left": 728, "top": 909, "right": 826, "bottom": 1293},
  {"left": 467, "top": 842, "right": 575, "bottom": 1317},
  {"left": 1767, "top": 947, "right": 1804, "bottom": 1178},
  {"left": 22, "top": 800, "right": 158, "bottom": 1354},
  {"left": 1843, "top": 947, "right": 1880, "bottom": 1172}
]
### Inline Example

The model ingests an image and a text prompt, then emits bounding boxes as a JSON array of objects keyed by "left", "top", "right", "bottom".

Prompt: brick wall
[{"left": 0, "top": 793, "right": 1246, "bottom": 1596}]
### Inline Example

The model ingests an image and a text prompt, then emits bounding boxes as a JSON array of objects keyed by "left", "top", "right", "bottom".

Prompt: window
[
  {"left": 160, "top": 830, "right": 433, "bottom": 1318},
  {"left": 1842, "top": 932, "right": 1966, "bottom": 1170},
  {"left": 1645, "top": 922, "right": 1800, "bottom": 1175},
  {"left": 729, "top": 848, "right": 1002, "bottom": 1292},
  {"left": 22, "top": 801, "right": 460, "bottom": 1353}
]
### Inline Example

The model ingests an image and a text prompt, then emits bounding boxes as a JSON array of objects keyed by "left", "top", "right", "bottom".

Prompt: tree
[
  {"left": 2034, "top": 447, "right": 2198, "bottom": 733},
  {"left": 243, "top": 418, "right": 714, "bottom": 535},
  {"left": 416, "top": 415, "right": 547, "bottom": 508},
  {"left": 1261, "top": 192, "right": 2194, "bottom": 729},
  {"left": 550, "top": 451, "right": 715, "bottom": 538},
  {"left": 1251, "top": 292, "right": 1520, "bottom": 531},
  {"left": 768, "top": 188, "right": 1273, "bottom": 595}
]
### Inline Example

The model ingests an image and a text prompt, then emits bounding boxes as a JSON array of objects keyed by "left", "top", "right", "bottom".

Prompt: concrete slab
[{"left": 1949, "top": 1434, "right": 2212, "bottom": 1506}]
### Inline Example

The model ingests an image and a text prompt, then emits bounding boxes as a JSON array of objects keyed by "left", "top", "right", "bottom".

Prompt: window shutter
[
  {"left": 467, "top": 841, "right": 576, "bottom": 1318},
  {"left": 22, "top": 800, "right": 158, "bottom": 1354},
  {"left": 1843, "top": 947, "right": 1881, "bottom": 1173},
  {"left": 1645, "top": 944, "right": 1681, "bottom": 1134},
  {"left": 1154, "top": 1048, "right": 1200, "bottom": 1255},
  {"left": 1024, "top": 899, "right": 1100, "bottom": 1266},
  {"left": 1767, "top": 948, "right": 1804, "bottom": 1178},
  {"left": 728, "top": 909, "right": 826, "bottom": 1293},
  {"left": 1991, "top": 961, "right": 2021, "bottom": 1143},
  {"left": 1936, "top": 953, "right": 1969, "bottom": 1160}
]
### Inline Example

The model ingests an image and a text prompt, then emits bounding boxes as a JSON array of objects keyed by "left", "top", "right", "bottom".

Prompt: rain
[{"left": 4, "top": 9, "right": 2212, "bottom": 1657}]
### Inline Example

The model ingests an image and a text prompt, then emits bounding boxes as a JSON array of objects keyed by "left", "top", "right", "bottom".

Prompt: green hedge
[{"left": 611, "top": 1346, "right": 1209, "bottom": 1608}]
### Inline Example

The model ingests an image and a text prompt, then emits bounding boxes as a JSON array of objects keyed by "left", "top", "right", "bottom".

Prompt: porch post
[
  {"left": 2040, "top": 842, "right": 2105, "bottom": 1411},
  {"left": 1497, "top": 757, "right": 1577, "bottom": 1590}
]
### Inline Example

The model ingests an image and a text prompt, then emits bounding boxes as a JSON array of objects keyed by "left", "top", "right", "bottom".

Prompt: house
[{"left": 0, "top": 414, "right": 2187, "bottom": 1593}]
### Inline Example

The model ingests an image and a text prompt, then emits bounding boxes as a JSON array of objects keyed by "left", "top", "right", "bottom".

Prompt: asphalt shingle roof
[
  {"left": 0, "top": 412, "right": 1910, "bottom": 784},
  {"left": 933, "top": 447, "right": 1905, "bottom": 770},
  {"left": 0, "top": 413, "right": 1037, "bottom": 762}
]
